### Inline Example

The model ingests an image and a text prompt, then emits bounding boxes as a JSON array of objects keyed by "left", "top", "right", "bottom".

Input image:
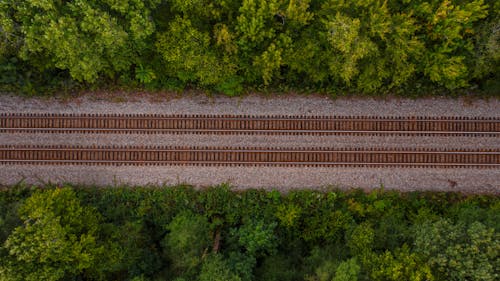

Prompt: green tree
[
  {"left": 413, "top": 0, "right": 489, "bottom": 89},
  {"left": 414, "top": 219, "right": 499, "bottom": 281},
  {"left": 470, "top": 0, "right": 500, "bottom": 92},
  {"left": 155, "top": 16, "right": 237, "bottom": 88},
  {"left": 1, "top": 0, "right": 159, "bottom": 83},
  {"left": 366, "top": 246, "right": 433, "bottom": 281},
  {"left": 198, "top": 254, "right": 242, "bottom": 281},
  {"left": 332, "top": 258, "right": 360, "bottom": 281},
  {"left": 154, "top": 0, "right": 244, "bottom": 94},
  {"left": 0, "top": 188, "right": 104, "bottom": 281},
  {"left": 162, "top": 211, "right": 211, "bottom": 277},
  {"left": 305, "top": 257, "right": 360, "bottom": 281},
  {"left": 230, "top": 219, "right": 278, "bottom": 256},
  {"left": 235, "top": 0, "right": 313, "bottom": 85},
  {"left": 317, "top": 0, "right": 425, "bottom": 92},
  {"left": 0, "top": 1, "right": 16, "bottom": 57},
  {"left": 255, "top": 254, "right": 301, "bottom": 281},
  {"left": 346, "top": 222, "right": 374, "bottom": 257}
]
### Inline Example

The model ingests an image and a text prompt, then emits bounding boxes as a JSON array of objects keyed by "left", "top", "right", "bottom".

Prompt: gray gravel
[
  {"left": 0, "top": 93, "right": 499, "bottom": 193},
  {"left": 0, "top": 93, "right": 499, "bottom": 117},
  {"left": 1, "top": 133, "right": 498, "bottom": 150},
  {"left": 0, "top": 165, "right": 498, "bottom": 194}
]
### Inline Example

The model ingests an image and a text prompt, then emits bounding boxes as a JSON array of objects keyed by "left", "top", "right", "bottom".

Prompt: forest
[
  {"left": 0, "top": 184, "right": 498, "bottom": 281},
  {"left": 0, "top": 0, "right": 499, "bottom": 96}
]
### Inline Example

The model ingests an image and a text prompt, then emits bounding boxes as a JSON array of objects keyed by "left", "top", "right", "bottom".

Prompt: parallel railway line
[
  {"left": 1, "top": 113, "right": 499, "bottom": 136},
  {"left": 1, "top": 113, "right": 498, "bottom": 168},
  {"left": 1, "top": 145, "right": 498, "bottom": 168}
]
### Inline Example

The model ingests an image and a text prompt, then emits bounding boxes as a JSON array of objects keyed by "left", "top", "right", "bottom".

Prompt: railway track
[
  {"left": 1, "top": 113, "right": 499, "bottom": 136},
  {"left": 1, "top": 113, "right": 498, "bottom": 168},
  {"left": 0, "top": 145, "right": 498, "bottom": 167}
]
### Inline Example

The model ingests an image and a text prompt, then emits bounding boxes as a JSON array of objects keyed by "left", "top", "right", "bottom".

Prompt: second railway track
[
  {"left": 1, "top": 113, "right": 499, "bottom": 136},
  {"left": 0, "top": 145, "right": 498, "bottom": 168}
]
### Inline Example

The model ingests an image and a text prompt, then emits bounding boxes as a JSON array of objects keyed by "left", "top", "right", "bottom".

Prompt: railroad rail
[
  {"left": 0, "top": 145, "right": 498, "bottom": 167},
  {"left": 1, "top": 113, "right": 499, "bottom": 136}
]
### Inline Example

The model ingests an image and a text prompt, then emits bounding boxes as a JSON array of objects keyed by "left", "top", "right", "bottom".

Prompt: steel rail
[
  {"left": 1, "top": 146, "right": 498, "bottom": 167},
  {"left": 1, "top": 160, "right": 499, "bottom": 167},
  {"left": 1, "top": 147, "right": 499, "bottom": 154},
  {"left": 1, "top": 128, "right": 499, "bottom": 136},
  {"left": 2, "top": 113, "right": 499, "bottom": 121},
  {"left": 1, "top": 113, "right": 499, "bottom": 136}
]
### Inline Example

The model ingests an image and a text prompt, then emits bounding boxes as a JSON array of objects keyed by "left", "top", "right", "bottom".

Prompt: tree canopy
[
  {"left": 1, "top": 0, "right": 498, "bottom": 95},
  {"left": 0, "top": 184, "right": 498, "bottom": 281}
]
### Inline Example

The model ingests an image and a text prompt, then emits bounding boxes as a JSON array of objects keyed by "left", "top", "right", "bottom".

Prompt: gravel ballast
[
  {"left": 0, "top": 93, "right": 498, "bottom": 193},
  {"left": 0, "top": 93, "right": 499, "bottom": 117},
  {"left": 1, "top": 133, "right": 498, "bottom": 150},
  {"left": 0, "top": 165, "right": 498, "bottom": 194}
]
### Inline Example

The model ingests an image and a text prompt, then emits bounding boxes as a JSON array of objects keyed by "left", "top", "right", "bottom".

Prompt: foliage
[
  {"left": 254, "top": 253, "right": 301, "bottom": 281},
  {"left": 230, "top": 219, "right": 278, "bottom": 256},
  {"left": 0, "top": 184, "right": 498, "bottom": 281},
  {"left": 0, "top": 185, "right": 31, "bottom": 245},
  {"left": 0, "top": 0, "right": 499, "bottom": 95},
  {"left": 198, "top": 254, "right": 242, "bottom": 281},
  {"left": 162, "top": 211, "right": 211, "bottom": 277},
  {"left": 332, "top": 258, "right": 361, "bottom": 281},
  {"left": 1, "top": 0, "right": 160, "bottom": 83},
  {"left": 0, "top": 187, "right": 104, "bottom": 281},
  {"left": 346, "top": 222, "right": 374, "bottom": 257},
  {"left": 414, "top": 219, "right": 499, "bottom": 281},
  {"left": 365, "top": 245, "right": 434, "bottom": 281}
]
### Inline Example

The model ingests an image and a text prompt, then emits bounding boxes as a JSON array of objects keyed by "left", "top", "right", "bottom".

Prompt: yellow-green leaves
[
  {"left": 0, "top": 0, "right": 497, "bottom": 94},
  {"left": 237, "top": 0, "right": 277, "bottom": 45},
  {"left": 414, "top": 220, "right": 499, "bottom": 281},
  {"left": 252, "top": 34, "right": 292, "bottom": 85},
  {"left": 284, "top": 0, "right": 314, "bottom": 25},
  {"left": 368, "top": 246, "right": 434, "bottom": 281},
  {"left": 415, "top": 0, "right": 488, "bottom": 89},
  {"left": 157, "top": 17, "right": 223, "bottom": 85},
  {"left": 324, "top": 13, "right": 376, "bottom": 84},
  {"left": 6, "top": 0, "right": 158, "bottom": 83},
  {"left": 1, "top": 188, "right": 103, "bottom": 281}
]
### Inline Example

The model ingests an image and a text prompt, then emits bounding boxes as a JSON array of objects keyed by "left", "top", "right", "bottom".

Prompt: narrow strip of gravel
[
  {"left": 1, "top": 133, "right": 498, "bottom": 150},
  {"left": 1, "top": 93, "right": 499, "bottom": 117},
  {"left": 1, "top": 165, "right": 498, "bottom": 194}
]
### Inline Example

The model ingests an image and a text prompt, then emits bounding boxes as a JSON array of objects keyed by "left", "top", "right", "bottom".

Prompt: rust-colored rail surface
[
  {"left": 1, "top": 145, "right": 498, "bottom": 167},
  {"left": 1, "top": 113, "right": 499, "bottom": 136}
]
